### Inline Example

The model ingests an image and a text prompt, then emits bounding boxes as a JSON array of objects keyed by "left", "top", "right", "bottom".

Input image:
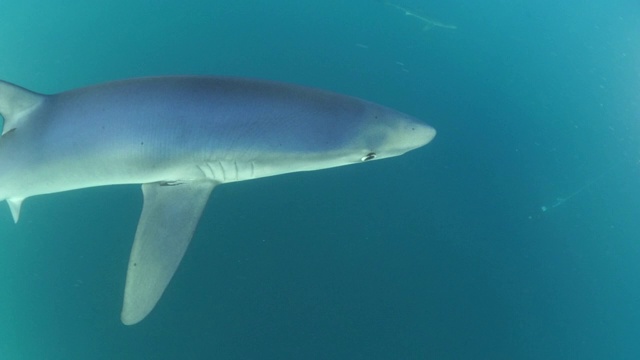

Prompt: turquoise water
[{"left": 1, "top": 0, "right": 639, "bottom": 359}]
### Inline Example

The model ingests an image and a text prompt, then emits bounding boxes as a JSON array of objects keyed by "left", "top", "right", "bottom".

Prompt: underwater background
[{"left": 0, "top": 0, "right": 639, "bottom": 359}]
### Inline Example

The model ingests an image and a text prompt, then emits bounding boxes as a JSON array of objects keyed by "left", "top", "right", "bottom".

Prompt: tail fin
[{"left": 0, "top": 80, "right": 45, "bottom": 135}]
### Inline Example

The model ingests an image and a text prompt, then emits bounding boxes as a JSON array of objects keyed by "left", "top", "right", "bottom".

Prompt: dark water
[{"left": 1, "top": 1, "right": 639, "bottom": 359}]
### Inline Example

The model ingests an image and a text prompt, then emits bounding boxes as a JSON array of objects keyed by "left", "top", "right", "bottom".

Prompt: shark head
[
  {"left": 349, "top": 105, "right": 436, "bottom": 162},
  {"left": 194, "top": 85, "right": 436, "bottom": 182},
  {"left": 251, "top": 101, "right": 436, "bottom": 176}
]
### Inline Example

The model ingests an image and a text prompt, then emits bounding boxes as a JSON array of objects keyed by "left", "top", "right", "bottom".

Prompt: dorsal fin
[{"left": 0, "top": 80, "right": 45, "bottom": 135}]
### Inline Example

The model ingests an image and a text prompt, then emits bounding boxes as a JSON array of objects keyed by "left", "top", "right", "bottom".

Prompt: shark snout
[
  {"left": 407, "top": 122, "right": 436, "bottom": 149},
  {"left": 391, "top": 119, "right": 436, "bottom": 155},
  {"left": 372, "top": 119, "right": 435, "bottom": 159}
]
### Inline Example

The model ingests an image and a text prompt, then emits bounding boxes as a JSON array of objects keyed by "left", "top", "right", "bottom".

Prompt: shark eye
[{"left": 361, "top": 152, "right": 377, "bottom": 162}]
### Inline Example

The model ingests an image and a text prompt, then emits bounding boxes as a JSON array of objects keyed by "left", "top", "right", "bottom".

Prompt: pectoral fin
[{"left": 121, "top": 180, "right": 216, "bottom": 325}]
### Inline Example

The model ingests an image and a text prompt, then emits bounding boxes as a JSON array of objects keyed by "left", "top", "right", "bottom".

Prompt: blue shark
[{"left": 0, "top": 76, "right": 435, "bottom": 324}]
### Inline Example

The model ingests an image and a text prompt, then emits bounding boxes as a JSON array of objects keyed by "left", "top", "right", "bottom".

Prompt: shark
[{"left": 0, "top": 76, "right": 436, "bottom": 325}]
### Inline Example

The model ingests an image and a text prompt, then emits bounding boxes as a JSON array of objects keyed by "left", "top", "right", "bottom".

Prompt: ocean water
[{"left": 0, "top": 0, "right": 639, "bottom": 359}]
